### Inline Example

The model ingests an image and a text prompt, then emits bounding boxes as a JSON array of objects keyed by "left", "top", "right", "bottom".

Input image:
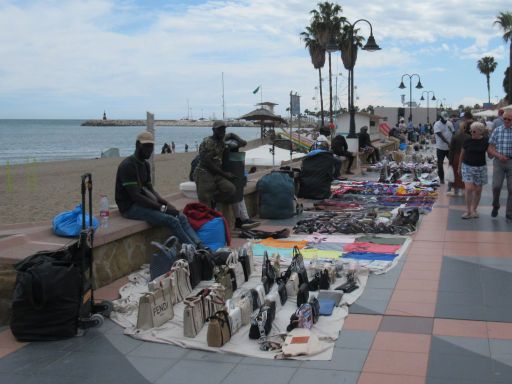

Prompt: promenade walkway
[{"left": 1, "top": 170, "right": 512, "bottom": 383}]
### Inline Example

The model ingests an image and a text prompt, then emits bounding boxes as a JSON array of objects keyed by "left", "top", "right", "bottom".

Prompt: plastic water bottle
[{"left": 99, "top": 195, "right": 109, "bottom": 228}]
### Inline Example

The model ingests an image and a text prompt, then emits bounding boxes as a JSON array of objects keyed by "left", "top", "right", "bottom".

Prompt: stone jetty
[{"left": 81, "top": 119, "right": 257, "bottom": 127}]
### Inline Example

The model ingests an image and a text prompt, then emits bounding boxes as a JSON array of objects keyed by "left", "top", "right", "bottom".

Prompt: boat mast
[{"left": 222, "top": 72, "right": 225, "bottom": 120}]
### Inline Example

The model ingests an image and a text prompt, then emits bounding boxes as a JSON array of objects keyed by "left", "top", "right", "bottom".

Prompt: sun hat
[{"left": 136, "top": 131, "right": 155, "bottom": 144}]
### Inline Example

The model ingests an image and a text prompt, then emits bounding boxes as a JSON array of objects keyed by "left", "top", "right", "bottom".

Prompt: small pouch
[
  {"left": 297, "top": 282, "right": 309, "bottom": 307},
  {"left": 318, "top": 298, "right": 336, "bottom": 316}
]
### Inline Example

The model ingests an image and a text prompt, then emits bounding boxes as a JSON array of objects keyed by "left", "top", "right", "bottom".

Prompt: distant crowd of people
[{"left": 161, "top": 141, "right": 198, "bottom": 154}]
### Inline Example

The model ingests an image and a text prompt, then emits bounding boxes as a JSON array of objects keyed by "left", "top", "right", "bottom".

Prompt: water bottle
[{"left": 99, "top": 195, "right": 109, "bottom": 228}]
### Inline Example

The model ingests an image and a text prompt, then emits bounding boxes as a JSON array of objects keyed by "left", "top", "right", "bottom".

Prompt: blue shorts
[{"left": 461, "top": 163, "right": 487, "bottom": 186}]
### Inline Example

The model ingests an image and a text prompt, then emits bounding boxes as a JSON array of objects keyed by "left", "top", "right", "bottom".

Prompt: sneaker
[
  {"left": 461, "top": 212, "right": 472, "bottom": 219},
  {"left": 446, "top": 191, "right": 456, "bottom": 197},
  {"left": 470, "top": 212, "right": 479, "bottom": 219},
  {"left": 491, "top": 207, "right": 499, "bottom": 218},
  {"left": 240, "top": 219, "right": 260, "bottom": 230}
]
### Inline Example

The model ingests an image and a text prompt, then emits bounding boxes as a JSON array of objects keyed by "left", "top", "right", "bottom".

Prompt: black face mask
[
  {"left": 440, "top": 118, "right": 447, "bottom": 124},
  {"left": 136, "top": 143, "right": 154, "bottom": 160}
]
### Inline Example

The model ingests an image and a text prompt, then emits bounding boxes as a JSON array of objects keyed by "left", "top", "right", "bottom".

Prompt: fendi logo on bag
[{"left": 153, "top": 302, "right": 169, "bottom": 316}]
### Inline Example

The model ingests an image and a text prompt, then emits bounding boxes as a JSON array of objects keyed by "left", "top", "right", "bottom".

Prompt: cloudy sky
[{"left": 0, "top": 0, "right": 510, "bottom": 119}]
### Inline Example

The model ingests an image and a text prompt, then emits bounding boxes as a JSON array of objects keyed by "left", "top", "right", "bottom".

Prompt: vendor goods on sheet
[{"left": 109, "top": 249, "right": 376, "bottom": 360}]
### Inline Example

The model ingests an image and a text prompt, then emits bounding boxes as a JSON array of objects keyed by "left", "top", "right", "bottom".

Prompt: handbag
[
  {"left": 446, "top": 165, "right": 455, "bottom": 183},
  {"left": 249, "top": 305, "right": 273, "bottom": 340},
  {"left": 297, "top": 282, "right": 309, "bottom": 307},
  {"left": 213, "top": 265, "right": 233, "bottom": 299},
  {"left": 236, "top": 293, "right": 253, "bottom": 326},
  {"left": 227, "top": 250, "right": 245, "bottom": 291},
  {"left": 183, "top": 295, "right": 204, "bottom": 338},
  {"left": 261, "top": 251, "right": 275, "bottom": 288},
  {"left": 277, "top": 280, "right": 287, "bottom": 306},
  {"left": 309, "top": 297, "right": 320, "bottom": 323},
  {"left": 281, "top": 328, "right": 322, "bottom": 357},
  {"left": 203, "top": 285, "right": 226, "bottom": 320},
  {"left": 171, "top": 259, "right": 192, "bottom": 302},
  {"left": 149, "top": 270, "right": 179, "bottom": 305},
  {"left": 179, "top": 243, "right": 202, "bottom": 288},
  {"left": 238, "top": 246, "right": 252, "bottom": 281},
  {"left": 291, "top": 246, "right": 309, "bottom": 285},
  {"left": 286, "top": 303, "right": 313, "bottom": 332},
  {"left": 136, "top": 280, "right": 174, "bottom": 330},
  {"left": 318, "top": 298, "right": 336, "bottom": 316},
  {"left": 207, "top": 310, "right": 231, "bottom": 347},
  {"left": 211, "top": 248, "right": 232, "bottom": 266},
  {"left": 227, "top": 304, "right": 242, "bottom": 335},
  {"left": 197, "top": 249, "right": 214, "bottom": 281},
  {"left": 285, "top": 272, "right": 299, "bottom": 297},
  {"left": 149, "top": 236, "right": 179, "bottom": 280},
  {"left": 317, "top": 290, "right": 343, "bottom": 306}
]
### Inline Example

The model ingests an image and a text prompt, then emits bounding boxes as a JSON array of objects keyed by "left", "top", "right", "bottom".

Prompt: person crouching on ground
[
  {"left": 458, "top": 122, "right": 489, "bottom": 219},
  {"left": 115, "top": 131, "right": 204, "bottom": 247}
]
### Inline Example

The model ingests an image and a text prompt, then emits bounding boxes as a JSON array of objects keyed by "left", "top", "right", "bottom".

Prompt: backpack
[
  {"left": 298, "top": 151, "right": 335, "bottom": 200},
  {"left": 257, "top": 171, "right": 295, "bottom": 219}
]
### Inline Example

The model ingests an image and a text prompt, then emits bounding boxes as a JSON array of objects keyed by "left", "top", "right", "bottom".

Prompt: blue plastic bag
[
  {"left": 197, "top": 217, "right": 226, "bottom": 251},
  {"left": 52, "top": 204, "right": 99, "bottom": 237}
]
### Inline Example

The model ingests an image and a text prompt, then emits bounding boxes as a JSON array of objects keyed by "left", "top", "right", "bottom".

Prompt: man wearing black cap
[
  {"left": 115, "top": 131, "right": 204, "bottom": 247},
  {"left": 194, "top": 121, "right": 259, "bottom": 229}
]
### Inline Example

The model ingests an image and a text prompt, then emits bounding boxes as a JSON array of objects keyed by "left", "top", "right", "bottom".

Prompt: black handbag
[
  {"left": 309, "top": 297, "right": 320, "bottom": 324},
  {"left": 261, "top": 251, "right": 276, "bottom": 286},
  {"left": 250, "top": 289, "right": 261, "bottom": 311},
  {"left": 292, "top": 247, "right": 309, "bottom": 285},
  {"left": 277, "top": 280, "right": 287, "bottom": 305},
  {"left": 197, "top": 249, "right": 214, "bottom": 281},
  {"left": 179, "top": 244, "right": 202, "bottom": 288},
  {"left": 149, "top": 236, "right": 179, "bottom": 280},
  {"left": 297, "top": 282, "right": 309, "bottom": 307},
  {"left": 238, "top": 248, "right": 251, "bottom": 281},
  {"left": 249, "top": 305, "right": 273, "bottom": 339},
  {"left": 261, "top": 276, "right": 271, "bottom": 294},
  {"left": 211, "top": 249, "right": 232, "bottom": 266},
  {"left": 309, "top": 270, "right": 330, "bottom": 291}
]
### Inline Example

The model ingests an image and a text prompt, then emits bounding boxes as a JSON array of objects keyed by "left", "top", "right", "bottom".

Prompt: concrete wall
[{"left": 375, "top": 106, "right": 439, "bottom": 127}]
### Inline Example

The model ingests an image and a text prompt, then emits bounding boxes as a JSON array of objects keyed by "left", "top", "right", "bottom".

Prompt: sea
[{"left": 0, "top": 120, "right": 262, "bottom": 166}]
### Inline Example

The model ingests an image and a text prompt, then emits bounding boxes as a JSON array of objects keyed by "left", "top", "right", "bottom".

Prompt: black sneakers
[
  {"left": 235, "top": 218, "right": 260, "bottom": 230},
  {"left": 491, "top": 207, "right": 499, "bottom": 218}
]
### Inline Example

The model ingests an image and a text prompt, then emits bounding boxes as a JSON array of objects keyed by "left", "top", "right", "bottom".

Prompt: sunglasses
[{"left": 504, "top": 118, "right": 512, "bottom": 122}]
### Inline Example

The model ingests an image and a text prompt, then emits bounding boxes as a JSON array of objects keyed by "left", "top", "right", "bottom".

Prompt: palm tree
[
  {"left": 477, "top": 56, "right": 498, "bottom": 103},
  {"left": 494, "top": 11, "right": 512, "bottom": 103},
  {"left": 301, "top": 26, "right": 326, "bottom": 128},
  {"left": 309, "top": 2, "right": 346, "bottom": 126}
]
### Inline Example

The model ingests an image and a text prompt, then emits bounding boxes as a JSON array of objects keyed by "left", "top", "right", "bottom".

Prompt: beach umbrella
[{"left": 239, "top": 108, "right": 288, "bottom": 124}]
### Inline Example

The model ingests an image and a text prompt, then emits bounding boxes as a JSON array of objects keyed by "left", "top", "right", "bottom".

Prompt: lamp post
[
  {"left": 340, "top": 19, "right": 381, "bottom": 138},
  {"left": 398, "top": 74, "right": 423, "bottom": 123},
  {"left": 420, "top": 91, "right": 436, "bottom": 125}
]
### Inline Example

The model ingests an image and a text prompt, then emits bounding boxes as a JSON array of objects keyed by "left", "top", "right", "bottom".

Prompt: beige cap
[{"left": 136, "top": 131, "right": 155, "bottom": 144}]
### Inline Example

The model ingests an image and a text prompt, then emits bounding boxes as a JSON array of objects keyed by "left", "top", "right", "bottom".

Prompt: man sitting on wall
[
  {"left": 115, "top": 131, "right": 204, "bottom": 247},
  {"left": 358, "top": 126, "right": 380, "bottom": 164}
]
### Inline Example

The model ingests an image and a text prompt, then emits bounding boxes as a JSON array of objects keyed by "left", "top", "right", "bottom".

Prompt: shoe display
[
  {"left": 461, "top": 212, "right": 472, "bottom": 219},
  {"left": 491, "top": 207, "right": 499, "bottom": 218}
]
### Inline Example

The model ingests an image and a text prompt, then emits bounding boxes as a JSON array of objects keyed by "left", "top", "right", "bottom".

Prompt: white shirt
[{"left": 433, "top": 119, "right": 455, "bottom": 151}]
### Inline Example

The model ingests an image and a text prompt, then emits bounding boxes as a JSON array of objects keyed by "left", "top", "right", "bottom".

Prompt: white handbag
[
  {"left": 172, "top": 259, "right": 192, "bottom": 302},
  {"left": 183, "top": 295, "right": 204, "bottom": 338},
  {"left": 136, "top": 279, "right": 174, "bottom": 330},
  {"left": 228, "top": 306, "right": 242, "bottom": 335},
  {"left": 236, "top": 294, "right": 253, "bottom": 326},
  {"left": 286, "top": 272, "right": 300, "bottom": 297},
  {"left": 148, "top": 271, "right": 179, "bottom": 305},
  {"left": 227, "top": 250, "right": 245, "bottom": 291}
]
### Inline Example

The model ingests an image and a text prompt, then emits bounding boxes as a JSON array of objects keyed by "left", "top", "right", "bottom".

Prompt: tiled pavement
[{"left": 2, "top": 172, "right": 512, "bottom": 383}]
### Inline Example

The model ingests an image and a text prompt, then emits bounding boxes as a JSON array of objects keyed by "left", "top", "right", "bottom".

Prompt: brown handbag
[{"left": 207, "top": 310, "right": 231, "bottom": 347}]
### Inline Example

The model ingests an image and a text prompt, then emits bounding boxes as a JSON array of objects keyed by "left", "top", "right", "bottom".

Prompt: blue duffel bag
[
  {"left": 197, "top": 217, "right": 227, "bottom": 252},
  {"left": 52, "top": 204, "right": 99, "bottom": 237}
]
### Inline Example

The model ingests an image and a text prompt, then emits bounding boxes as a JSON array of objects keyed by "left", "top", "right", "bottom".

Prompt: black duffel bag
[{"left": 10, "top": 246, "right": 82, "bottom": 341}]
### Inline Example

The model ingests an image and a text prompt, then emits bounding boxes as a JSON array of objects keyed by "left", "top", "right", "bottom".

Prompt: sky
[{"left": 0, "top": 0, "right": 510, "bottom": 119}]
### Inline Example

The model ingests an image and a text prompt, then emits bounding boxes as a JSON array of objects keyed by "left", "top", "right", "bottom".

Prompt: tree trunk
[
  {"left": 487, "top": 73, "right": 491, "bottom": 104},
  {"left": 318, "top": 68, "right": 325, "bottom": 128}
]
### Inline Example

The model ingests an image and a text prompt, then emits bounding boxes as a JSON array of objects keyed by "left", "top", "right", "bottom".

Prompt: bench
[{"left": 0, "top": 173, "right": 266, "bottom": 325}]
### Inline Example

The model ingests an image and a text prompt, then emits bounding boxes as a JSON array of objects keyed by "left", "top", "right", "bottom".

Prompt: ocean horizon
[{"left": 0, "top": 119, "right": 262, "bottom": 165}]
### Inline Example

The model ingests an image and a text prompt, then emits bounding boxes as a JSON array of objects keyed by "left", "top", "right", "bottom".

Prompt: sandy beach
[{"left": 0, "top": 138, "right": 267, "bottom": 225}]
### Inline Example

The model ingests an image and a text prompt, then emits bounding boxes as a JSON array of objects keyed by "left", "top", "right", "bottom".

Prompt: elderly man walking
[{"left": 488, "top": 110, "right": 512, "bottom": 220}]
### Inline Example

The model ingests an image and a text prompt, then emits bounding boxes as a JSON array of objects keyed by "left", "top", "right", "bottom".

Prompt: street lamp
[
  {"left": 340, "top": 19, "right": 381, "bottom": 138},
  {"left": 398, "top": 73, "right": 423, "bottom": 123},
  {"left": 420, "top": 91, "right": 436, "bottom": 125}
]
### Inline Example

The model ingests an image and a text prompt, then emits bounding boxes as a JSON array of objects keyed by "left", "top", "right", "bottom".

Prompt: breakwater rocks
[{"left": 81, "top": 119, "right": 257, "bottom": 127}]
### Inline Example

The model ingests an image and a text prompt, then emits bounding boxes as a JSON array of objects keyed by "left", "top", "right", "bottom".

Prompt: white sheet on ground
[{"left": 110, "top": 262, "right": 356, "bottom": 360}]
